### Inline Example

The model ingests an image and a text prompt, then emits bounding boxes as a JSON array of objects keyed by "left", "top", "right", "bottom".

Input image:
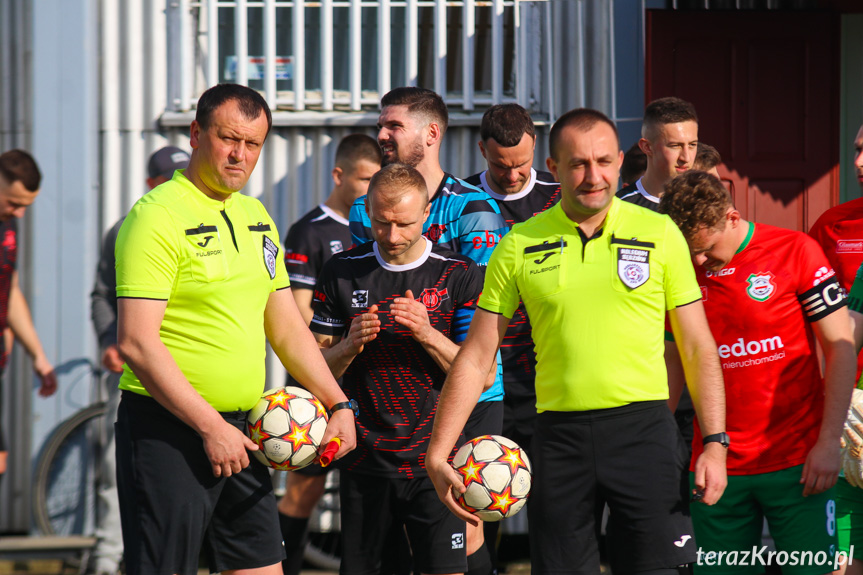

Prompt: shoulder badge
[{"left": 263, "top": 236, "right": 278, "bottom": 279}]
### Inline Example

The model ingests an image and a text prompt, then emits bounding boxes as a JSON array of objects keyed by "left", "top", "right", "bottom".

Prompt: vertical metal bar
[
  {"left": 378, "top": 0, "right": 391, "bottom": 99},
  {"left": 434, "top": 0, "right": 446, "bottom": 96},
  {"left": 515, "top": 0, "right": 527, "bottom": 107},
  {"left": 322, "top": 0, "right": 334, "bottom": 110},
  {"left": 179, "top": 0, "right": 191, "bottom": 110},
  {"left": 350, "top": 0, "right": 361, "bottom": 110},
  {"left": 491, "top": 0, "right": 503, "bottom": 104},
  {"left": 235, "top": 0, "right": 248, "bottom": 86},
  {"left": 264, "top": 0, "right": 276, "bottom": 108},
  {"left": 609, "top": 0, "right": 617, "bottom": 123},
  {"left": 576, "top": 0, "right": 586, "bottom": 108},
  {"left": 544, "top": 0, "right": 555, "bottom": 122},
  {"left": 208, "top": 0, "right": 220, "bottom": 87},
  {"left": 462, "top": 0, "right": 474, "bottom": 110},
  {"left": 406, "top": 0, "right": 418, "bottom": 88},
  {"left": 293, "top": 0, "right": 305, "bottom": 110}
]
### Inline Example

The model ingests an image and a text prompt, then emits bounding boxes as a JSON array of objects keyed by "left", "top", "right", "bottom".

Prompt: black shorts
[
  {"left": 339, "top": 471, "right": 467, "bottom": 575},
  {"left": 463, "top": 400, "right": 503, "bottom": 442},
  {"left": 115, "top": 392, "right": 285, "bottom": 575},
  {"left": 502, "top": 391, "right": 537, "bottom": 454},
  {"left": 528, "top": 400, "right": 694, "bottom": 575}
]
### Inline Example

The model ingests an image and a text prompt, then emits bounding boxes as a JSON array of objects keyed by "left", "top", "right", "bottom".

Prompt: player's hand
[
  {"left": 391, "top": 290, "right": 433, "bottom": 343},
  {"left": 320, "top": 409, "right": 357, "bottom": 461},
  {"left": 34, "top": 356, "right": 58, "bottom": 398},
  {"left": 801, "top": 438, "right": 841, "bottom": 496},
  {"left": 345, "top": 305, "right": 380, "bottom": 355},
  {"left": 101, "top": 344, "right": 125, "bottom": 373},
  {"left": 202, "top": 419, "right": 258, "bottom": 478},
  {"left": 692, "top": 442, "right": 727, "bottom": 505},
  {"left": 426, "top": 456, "right": 480, "bottom": 526}
]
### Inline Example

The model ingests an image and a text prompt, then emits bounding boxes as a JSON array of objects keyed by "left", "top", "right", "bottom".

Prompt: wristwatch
[
  {"left": 328, "top": 399, "right": 359, "bottom": 418},
  {"left": 702, "top": 432, "right": 730, "bottom": 448}
]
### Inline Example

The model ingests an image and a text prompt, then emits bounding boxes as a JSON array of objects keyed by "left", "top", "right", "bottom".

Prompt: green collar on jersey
[{"left": 736, "top": 220, "right": 755, "bottom": 254}]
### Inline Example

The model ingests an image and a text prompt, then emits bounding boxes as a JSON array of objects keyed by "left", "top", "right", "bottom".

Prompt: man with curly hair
[{"left": 660, "top": 171, "right": 855, "bottom": 575}]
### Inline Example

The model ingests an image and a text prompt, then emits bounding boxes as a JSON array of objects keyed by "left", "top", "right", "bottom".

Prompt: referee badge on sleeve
[
  {"left": 263, "top": 236, "right": 279, "bottom": 279},
  {"left": 617, "top": 248, "right": 650, "bottom": 289}
]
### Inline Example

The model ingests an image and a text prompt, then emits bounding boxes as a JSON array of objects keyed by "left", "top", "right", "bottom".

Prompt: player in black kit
[
  {"left": 311, "top": 164, "right": 491, "bottom": 575},
  {"left": 278, "top": 134, "right": 381, "bottom": 575},
  {"left": 463, "top": 103, "right": 560, "bottom": 573}
]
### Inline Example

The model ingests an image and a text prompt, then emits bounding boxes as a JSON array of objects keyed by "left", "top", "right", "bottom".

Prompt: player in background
[
  {"left": 427, "top": 108, "right": 727, "bottom": 575},
  {"left": 660, "top": 171, "right": 855, "bottom": 575},
  {"left": 349, "top": 87, "right": 508, "bottom": 575},
  {"left": 693, "top": 142, "right": 722, "bottom": 178},
  {"left": 809, "top": 124, "right": 863, "bottom": 296},
  {"left": 0, "top": 150, "right": 58, "bottom": 484},
  {"left": 617, "top": 97, "right": 699, "bottom": 209},
  {"left": 277, "top": 134, "right": 381, "bottom": 575},
  {"left": 617, "top": 98, "right": 701, "bottom": 474},
  {"left": 89, "top": 145, "right": 190, "bottom": 575},
  {"left": 620, "top": 141, "right": 647, "bottom": 188},
  {"left": 313, "top": 163, "right": 492, "bottom": 575},
  {"left": 813, "top": 124, "right": 863, "bottom": 575},
  {"left": 463, "top": 103, "right": 560, "bottom": 571}
]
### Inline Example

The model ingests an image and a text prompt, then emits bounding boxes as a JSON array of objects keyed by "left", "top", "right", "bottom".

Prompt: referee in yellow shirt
[
  {"left": 427, "top": 108, "right": 728, "bottom": 575},
  {"left": 114, "top": 84, "right": 356, "bottom": 575}
]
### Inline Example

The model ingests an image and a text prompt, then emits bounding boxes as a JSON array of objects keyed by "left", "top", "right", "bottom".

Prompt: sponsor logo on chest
[
  {"left": 352, "top": 290, "right": 369, "bottom": 308},
  {"left": 330, "top": 240, "right": 344, "bottom": 254},
  {"left": 837, "top": 239, "right": 863, "bottom": 253}
]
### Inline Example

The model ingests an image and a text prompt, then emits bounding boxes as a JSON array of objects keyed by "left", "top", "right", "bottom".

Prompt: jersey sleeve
[
  {"left": 662, "top": 218, "right": 703, "bottom": 310},
  {"left": 455, "top": 195, "right": 508, "bottom": 267},
  {"left": 848, "top": 263, "right": 863, "bottom": 314},
  {"left": 267, "top": 217, "right": 291, "bottom": 293},
  {"left": 283, "top": 220, "right": 320, "bottom": 290},
  {"left": 115, "top": 203, "right": 180, "bottom": 300},
  {"left": 451, "top": 260, "right": 484, "bottom": 343},
  {"left": 477, "top": 231, "right": 521, "bottom": 318},
  {"left": 794, "top": 233, "right": 846, "bottom": 322},
  {"left": 309, "top": 258, "right": 347, "bottom": 337},
  {"left": 349, "top": 196, "right": 373, "bottom": 247}
]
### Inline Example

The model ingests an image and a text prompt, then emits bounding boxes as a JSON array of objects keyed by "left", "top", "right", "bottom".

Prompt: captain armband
[{"left": 797, "top": 277, "right": 846, "bottom": 322}]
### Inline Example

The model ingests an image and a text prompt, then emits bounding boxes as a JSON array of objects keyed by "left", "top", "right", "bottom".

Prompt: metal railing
[{"left": 166, "top": 0, "right": 552, "bottom": 119}]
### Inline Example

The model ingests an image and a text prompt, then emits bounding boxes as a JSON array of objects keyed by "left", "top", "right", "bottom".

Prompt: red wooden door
[{"left": 647, "top": 11, "right": 840, "bottom": 232}]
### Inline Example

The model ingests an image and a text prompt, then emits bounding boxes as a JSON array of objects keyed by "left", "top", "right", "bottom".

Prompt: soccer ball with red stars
[
  {"left": 452, "top": 435, "right": 532, "bottom": 521},
  {"left": 246, "top": 386, "right": 329, "bottom": 470}
]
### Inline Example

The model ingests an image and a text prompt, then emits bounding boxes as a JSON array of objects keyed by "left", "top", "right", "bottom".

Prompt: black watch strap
[
  {"left": 328, "top": 399, "right": 359, "bottom": 418},
  {"left": 702, "top": 432, "right": 730, "bottom": 448}
]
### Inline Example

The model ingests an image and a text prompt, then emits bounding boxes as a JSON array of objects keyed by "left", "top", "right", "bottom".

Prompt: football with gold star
[
  {"left": 452, "top": 435, "right": 532, "bottom": 521},
  {"left": 246, "top": 386, "right": 329, "bottom": 470}
]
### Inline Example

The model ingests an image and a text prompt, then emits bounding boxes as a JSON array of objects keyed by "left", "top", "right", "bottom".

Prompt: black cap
[{"left": 147, "top": 146, "right": 190, "bottom": 180}]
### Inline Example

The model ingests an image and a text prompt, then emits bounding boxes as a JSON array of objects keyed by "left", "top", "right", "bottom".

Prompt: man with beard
[{"left": 349, "top": 87, "right": 508, "bottom": 575}]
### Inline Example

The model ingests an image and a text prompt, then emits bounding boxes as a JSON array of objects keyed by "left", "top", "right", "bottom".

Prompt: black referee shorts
[
  {"left": 116, "top": 391, "right": 285, "bottom": 575},
  {"left": 529, "top": 400, "right": 694, "bottom": 575}
]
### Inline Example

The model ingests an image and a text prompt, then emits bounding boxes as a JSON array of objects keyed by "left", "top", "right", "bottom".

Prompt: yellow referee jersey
[
  {"left": 115, "top": 170, "right": 290, "bottom": 412},
  {"left": 479, "top": 198, "right": 701, "bottom": 412}
]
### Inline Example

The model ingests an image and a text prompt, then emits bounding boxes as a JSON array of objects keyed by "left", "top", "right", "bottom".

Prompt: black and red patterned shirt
[{"left": 310, "top": 239, "right": 482, "bottom": 478}]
